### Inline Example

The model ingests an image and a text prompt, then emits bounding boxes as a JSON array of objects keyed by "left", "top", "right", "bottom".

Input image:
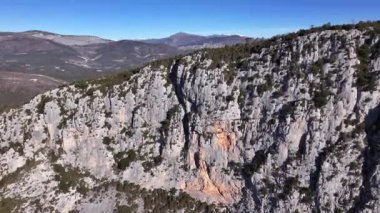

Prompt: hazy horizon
[
  {"left": 0, "top": 29, "right": 253, "bottom": 41},
  {"left": 1, "top": 0, "right": 379, "bottom": 40}
]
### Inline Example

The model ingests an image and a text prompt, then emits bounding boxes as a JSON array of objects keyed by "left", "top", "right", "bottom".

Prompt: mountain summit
[
  {"left": 143, "top": 32, "right": 249, "bottom": 49},
  {"left": 21, "top": 30, "right": 112, "bottom": 46}
]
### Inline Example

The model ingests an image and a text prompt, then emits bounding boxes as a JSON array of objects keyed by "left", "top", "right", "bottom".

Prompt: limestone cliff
[{"left": 1, "top": 22, "right": 380, "bottom": 212}]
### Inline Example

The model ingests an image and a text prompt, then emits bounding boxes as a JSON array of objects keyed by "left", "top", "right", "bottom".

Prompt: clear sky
[{"left": 0, "top": 0, "right": 379, "bottom": 40}]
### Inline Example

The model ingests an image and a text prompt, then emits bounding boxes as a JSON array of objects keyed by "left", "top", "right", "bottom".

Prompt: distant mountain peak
[
  {"left": 144, "top": 32, "right": 250, "bottom": 49},
  {"left": 22, "top": 30, "right": 58, "bottom": 36},
  {"left": 168, "top": 32, "right": 203, "bottom": 40},
  {"left": 171, "top": 32, "right": 191, "bottom": 36},
  {"left": 15, "top": 30, "right": 112, "bottom": 46},
  {"left": 170, "top": 32, "right": 199, "bottom": 37}
]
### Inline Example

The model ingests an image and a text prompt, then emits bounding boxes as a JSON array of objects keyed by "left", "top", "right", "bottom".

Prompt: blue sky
[{"left": 0, "top": 0, "right": 379, "bottom": 40}]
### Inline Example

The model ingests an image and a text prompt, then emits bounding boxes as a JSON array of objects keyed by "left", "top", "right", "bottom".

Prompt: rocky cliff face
[{"left": 1, "top": 23, "right": 380, "bottom": 212}]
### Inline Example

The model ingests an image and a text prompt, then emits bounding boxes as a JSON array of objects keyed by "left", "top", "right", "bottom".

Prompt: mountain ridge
[
  {"left": 0, "top": 30, "right": 250, "bottom": 107},
  {"left": 143, "top": 32, "right": 250, "bottom": 50}
]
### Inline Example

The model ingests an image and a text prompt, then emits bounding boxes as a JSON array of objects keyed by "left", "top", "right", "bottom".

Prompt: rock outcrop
[{"left": 1, "top": 22, "right": 380, "bottom": 212}]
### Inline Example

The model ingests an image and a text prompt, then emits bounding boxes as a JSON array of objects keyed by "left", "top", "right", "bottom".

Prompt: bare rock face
[{"left": 1, "top": 23, "right": 380, "bottom": 212}]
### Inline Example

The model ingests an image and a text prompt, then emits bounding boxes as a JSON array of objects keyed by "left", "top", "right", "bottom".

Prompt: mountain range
[
  {"left": 143, "top": 32, "right": 249, "bottom": 49},
  {"left": 0, "top": 31, "right": 249, "bottom": 106}
]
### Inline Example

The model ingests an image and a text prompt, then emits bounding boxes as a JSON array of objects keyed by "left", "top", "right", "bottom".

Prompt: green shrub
[
  {"left": 242, "top": 150, "right": 267, "bottom": 176},
  {"left": 121, "top": 127, "right": 133, "bottom": 137},
  {"left": 149, "top": 56, "right": 181, "bottom": 70},
  {"left": 53, "top": 164, "right": 88, "bottom": 194},
  {"left": 225, "top": 95, "right": 234, "bottom": 102},
  {"left": 356, "top": 44, "right": 375, "bottom": 91},
  {"left": 116, "top": 205, "right": 137, "bottom": 213},
  {"left": 271, "top": 90, "right": 284, "bottom": 98},
  {"left": 289, "top": 21, "right": 380, "bottom": 39},
  {"left": 204, "top": 44, "right": 252, "bottom": 67},
  {"left": 299, "top": 187, "right": 313, "bottom": 203},
  {"left": 278, "top": 102, "right": 297, "bottom": 121},
  {"left": 115, "top": 150, "right": 137, "bottom": 170},
  {"left": 257, "top": 84, "right": 270, "bottom": 95},
  {"left": 160, "top": 105, "right": 180, "bottom": 133},
  {"left": 372, "top": 40, "right": 380, "bottom": 59},
  {"left": 36, "top": 95, "right": 53, "bottom": 114},
  {"left": 102, "top": 137, "right": 113, "bottom": 145},
  {"left": 0, "top": 159, "right": 36, "bottom": 189},
  {"left": 9, "top": 142, "right": 24, "bottom": 155},
  {"left": 238, "top": 88, "right": 246, "bottom": 106},
  {"left": 73, "top": 68, "right": 140, "bottom": 95},
  {"left": 279, "top": 176, "right": 299, "bottom": 199},
  {"left": 311, "top": 60, "right": 323, "bottom": 75},
  {"left": 142, "top": 156, "right": 163, "bottom": 172},
  {"left": 74, "top": 81, "right": 88, "bottom": 90},
  {"left": 0, "top": 198, "right": 20, "bottom": 213},
  {"left": 256, "top": 74, "right": 273, "bottom": 95},
  {"left": 237, "top": 60, "right": 250, "bottom": 70},
  {"left": 348, "top": 161, "right": 360, "bottom": 171},
  {"left": 313, "top": 90, "right": 330, "bottom": 108},
  {"left": 223, "top": 68, "right": 237, "bottom": 85},
  {"left": 85, "top": 88, "right": 96, "bottom": 97},
  {"left": 115, "top": 181, "right": 219, "bottom": 212},
  {"left": 0, "top": 104, "right": 21, "bottom": 114}
]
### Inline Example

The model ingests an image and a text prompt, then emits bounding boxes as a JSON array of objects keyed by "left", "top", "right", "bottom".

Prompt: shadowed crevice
[
  {"left": 169, "top": 59, "right": 192, "bottom": 159},
  {"left": 350, "top": 103, "right": 380, "bottom": 212}
]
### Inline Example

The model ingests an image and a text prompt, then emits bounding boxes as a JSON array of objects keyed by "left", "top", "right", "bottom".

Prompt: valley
[{"left": 0, "top": 31, "right": 248, "bottom": 107}]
